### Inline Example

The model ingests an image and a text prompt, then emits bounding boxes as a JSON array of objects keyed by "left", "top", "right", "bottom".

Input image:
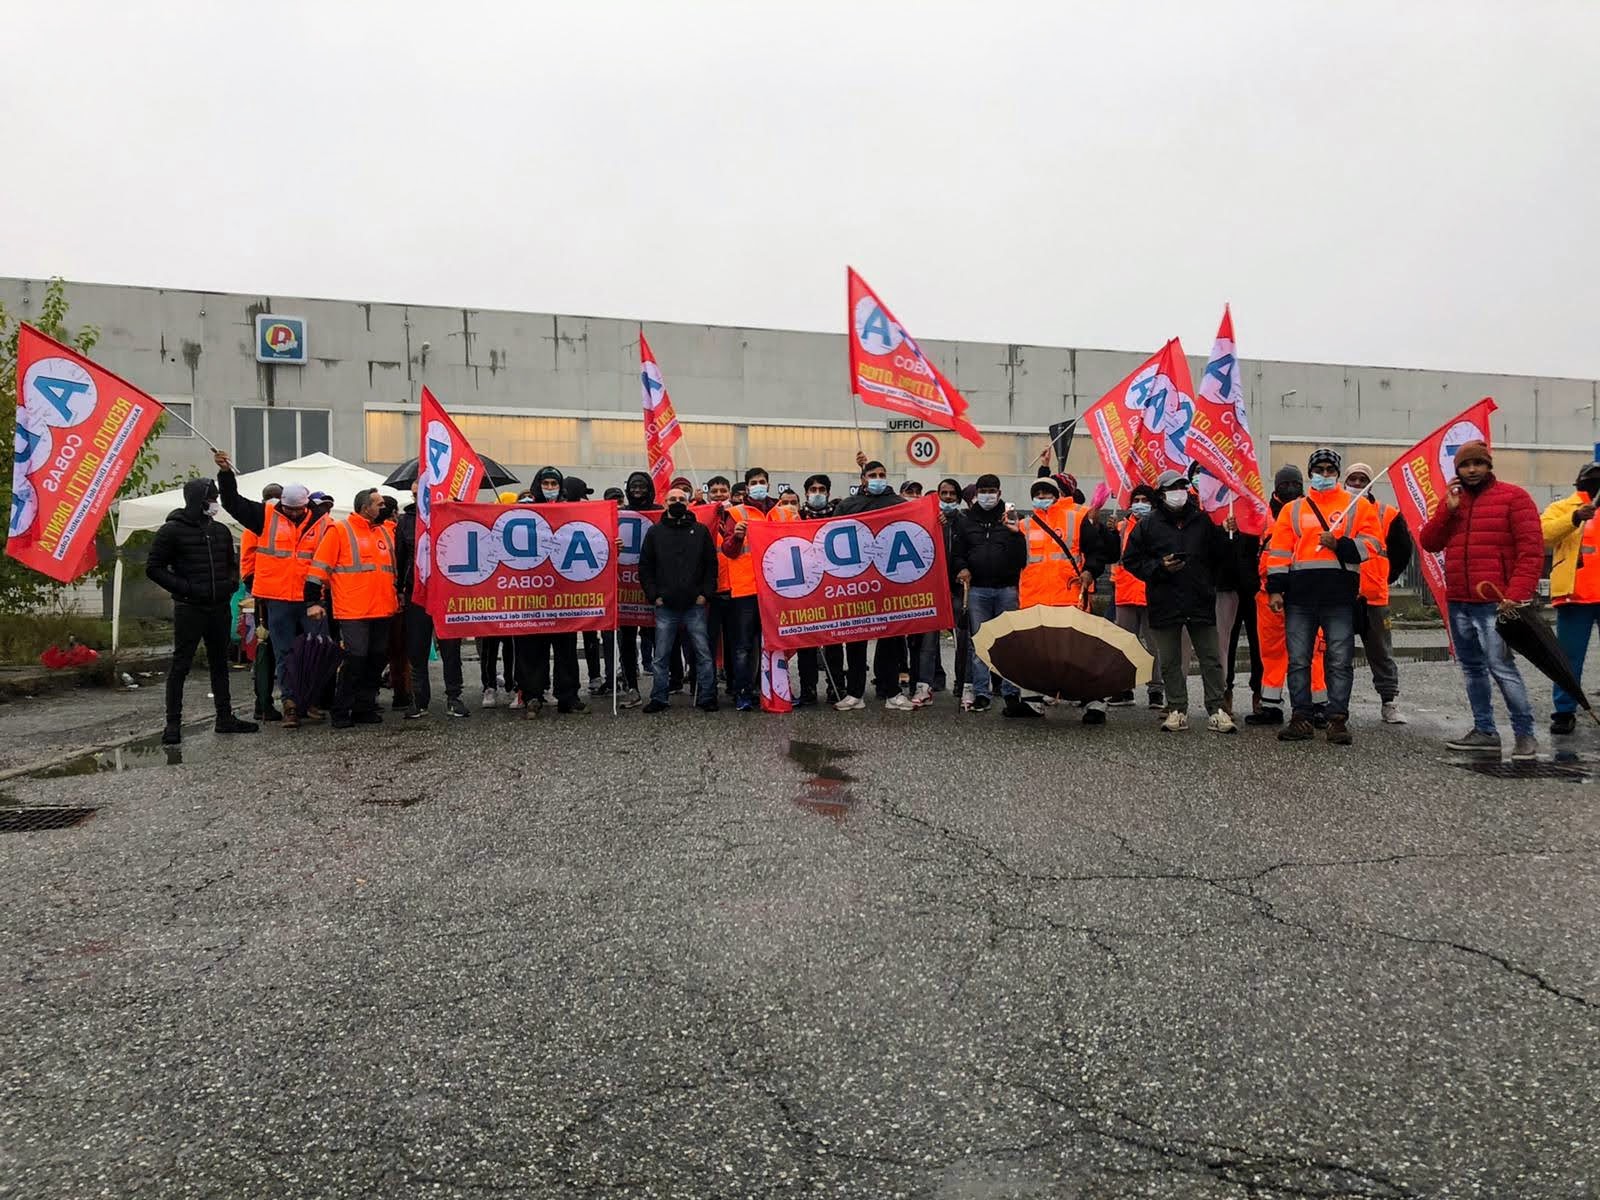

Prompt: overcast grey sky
[{"left": 5, "top": 1, "right": 1597, "bottom": 378}]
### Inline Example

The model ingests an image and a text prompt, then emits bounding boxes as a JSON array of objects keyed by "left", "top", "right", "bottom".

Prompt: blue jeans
[
  {"left": 1286, "top": 600, "right": 1355, "bottom": 719},
  {"left": 652, "top": 604, "right": 713, "bottom": 706},
  {"left": 1554, "top": 604, "right": 1600, "bottom": 714},
  {"left": 727, "top": 595, "right": 760, "bottom": 702},
  {"left": 265, "top": 598, "right": 321, "bottom": 702},
  {"left": 1449, "top": 602, "right": 1534, "bottom": 737},
  {"left": 967, "top": 585, "right": 1020, "bottom": 699}
]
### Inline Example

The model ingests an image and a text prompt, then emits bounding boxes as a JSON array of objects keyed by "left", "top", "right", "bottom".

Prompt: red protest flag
[
  {"left": 414, "top": 386, "right": 488, "bottom": 605},
  {"left": 639, "top": 333, "right": 683, "bottom": 497},
  {"left": 425, "top": 499, "right": 619, "bottom": 637},
  {"left": 748, "top": 495, "right": 953, "bottom": 651},
  {"left": 847, "top": 268, "right": 985, "bottom": 447},
  {"left": 1189, "top": 306, "right": 1270, "bottom": 536},
  {"left": 1388, "top": 397, "right": 1499, "bottom": 622},
  {"left": 7, "top": 325, "right": 166, "bottom": 583},
  {"left": 1083, "top": 338, "right": 1197, "bottom": 502}
]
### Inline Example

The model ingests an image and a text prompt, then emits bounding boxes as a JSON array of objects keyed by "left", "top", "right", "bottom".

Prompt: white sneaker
[
  {"left": 508, "top": 692, "right": 524, "bottom": 711},
  {"left": 620, "top": 687, "right": 642, "bottom": 709},
  {"left": 910, "top": 683, "right": 934, "bottom": 709},
  {"left": 1381, "top": 701, "right": 1408, "bottom": 724},
  {"left": 835, "top": 695, "right": 866, "bottom": 711},
  {"left": 481, "top": 687, "right": 498, "bottom": 709},
  {"left": 1161, "top": 710, "right": 1189, "bottom": 732},
  {"left": 1207, "top": 710, "right": 1237, "bottom": 734},
  {"left": 885, "top": 694, "right": 916, "bottom": 711},
  {"left": 961, "top": 683, "right": 974, "bottom": 711}
]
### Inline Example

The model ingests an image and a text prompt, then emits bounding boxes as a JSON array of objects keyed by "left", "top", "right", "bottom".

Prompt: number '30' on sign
[{"left": 906, "top": 434, "right": 940, "bottom": 467}]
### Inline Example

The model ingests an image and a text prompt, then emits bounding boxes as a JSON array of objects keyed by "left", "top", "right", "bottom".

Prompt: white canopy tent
[
  {"left": 114, "top": 452, "right": 402, "bottom": 544},
  {"left": 109, "top": 453, "right": 405, "bottom": 652}
]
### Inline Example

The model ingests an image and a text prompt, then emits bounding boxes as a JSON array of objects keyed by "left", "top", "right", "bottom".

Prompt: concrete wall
[{"left": 4, "top": 277, "right": 1596, "bottom": 506}]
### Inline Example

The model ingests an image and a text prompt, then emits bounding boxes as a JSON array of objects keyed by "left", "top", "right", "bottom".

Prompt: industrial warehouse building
[{"left": 4, "top": 276, "right": 1595, "bottom": 510}]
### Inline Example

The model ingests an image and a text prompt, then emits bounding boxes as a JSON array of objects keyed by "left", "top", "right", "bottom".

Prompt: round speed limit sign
[{"left": 906, "top": 433, "right": 941, "bottom": 467}]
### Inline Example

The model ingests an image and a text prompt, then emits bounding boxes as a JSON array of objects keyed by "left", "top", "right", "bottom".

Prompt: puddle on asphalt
[
  {"left": 29, "top": 733, "right": 185, "bottom": 779},
  {"left": 788, "top": 740, "right": 857, "bottom": 819}
]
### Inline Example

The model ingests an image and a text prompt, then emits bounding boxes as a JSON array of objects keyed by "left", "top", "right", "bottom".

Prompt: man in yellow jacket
[{"left": 1541, "top": 462, "right": 1600, "bottom": 736}]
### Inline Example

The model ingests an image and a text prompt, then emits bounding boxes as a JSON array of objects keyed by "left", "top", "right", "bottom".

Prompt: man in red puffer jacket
[{"left": 1418, "top": 440, "right": 1543, "bottom": 761}]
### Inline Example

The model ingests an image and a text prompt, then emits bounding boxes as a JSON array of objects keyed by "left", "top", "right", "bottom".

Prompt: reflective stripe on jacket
[
  {"left": 253, "top": 503, "right": 329, "bottom": 601},
  {"left": 1020, "top": 502, "right": 1086, "bottom": 609},
  {"left": 307, "top": 514, "right": 399, "bottom": 619}
]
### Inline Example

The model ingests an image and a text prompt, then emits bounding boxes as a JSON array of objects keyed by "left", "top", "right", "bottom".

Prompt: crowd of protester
[{"left": 141, "top": 441, "right": 1576, "bottom": 764}]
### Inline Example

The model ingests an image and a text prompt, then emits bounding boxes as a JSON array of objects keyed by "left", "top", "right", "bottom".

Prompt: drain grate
[
  {"left": 1452, "top": 761, "right": 1591, "bottom": 781},
  {"left": 0, "top": 806, "right": 98, "bottom": 832}
]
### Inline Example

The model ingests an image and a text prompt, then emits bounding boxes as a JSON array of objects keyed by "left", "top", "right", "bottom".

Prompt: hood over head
[{"left": 624, "top": 470, "right": 657, "bottom": 509}]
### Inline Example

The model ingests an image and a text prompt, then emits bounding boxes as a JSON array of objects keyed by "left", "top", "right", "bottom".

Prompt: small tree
[{"left": 1, "top": 278, "right": 168, "bottom": 614}]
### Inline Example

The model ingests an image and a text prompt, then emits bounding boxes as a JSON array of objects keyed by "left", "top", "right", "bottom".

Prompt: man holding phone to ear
[{"left": 1419, "top": 440, "right": 1543, "bottom": 760}]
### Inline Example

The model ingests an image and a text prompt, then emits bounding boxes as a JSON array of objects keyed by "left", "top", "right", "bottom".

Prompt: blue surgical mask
[
  {"left": 939, "top": 500, "right": 959, "bottom": 512},
  {"left": 1031, "top": 496, "right": 1054, "bottom": 511},
  {"left": 1130, "top": 501, "right": 1152, "bottom": 518},
  {"left": 806, "top": 492, "right": 828, "bottom": 509},
  {"left": 975, "top": 493, "right": 1000, "bottom": 510},
  {"left": 540, "top": 486, "right": 560, "bottom": 500},
  {"left": 1309, "top": 474, "right": 1339, "bottom": 493},
  {"left": 747, "top": 484, "right": 768, "bottom": 501},
  {"left": 866, "top": 478, "right": 890, "bottom": 495}
]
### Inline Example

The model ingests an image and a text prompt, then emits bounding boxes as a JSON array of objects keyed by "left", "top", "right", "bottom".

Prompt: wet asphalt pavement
[{"left": 2, "top": 658, "right": 1597, "bottom": 1199}]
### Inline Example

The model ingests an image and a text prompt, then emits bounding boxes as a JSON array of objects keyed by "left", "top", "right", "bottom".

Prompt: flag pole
[
  {"left": 161, "top": 405, "right": 216, "bottom": 448},
  {"left": 613, "top": 613, "right": 620, "bottom": 718},
  {"left": 846, "top": 393, "right": 864, "bottom": 454}
]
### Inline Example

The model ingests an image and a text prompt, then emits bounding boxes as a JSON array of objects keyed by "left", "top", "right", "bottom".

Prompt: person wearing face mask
[
  {"left": 1110, "top": 484, "right": 1165, "bottom": 710},
  {"left": 912, "top": 476, "right": 967, "bottom": 705},
  {"left": 638, "top": 485, "right": 720, "bottom": 713},
  {"left": 703, "top": 475, "right": 736, "bottom": 695},
  {"left": 794, "top": 473, "right": 845, "bottom": 706},
  {"left": 1420, "top": 441, "right": 1542, "bottom": 760},
  {"left": 1542, "top": 463, "right": 1600, "bottom": 736},
  {"left": 832, "top": 456, "right": 908, "bottom": 709},
  {"left": 305, "top": 487, "right": 400, "bottom": 730},
  {"left": 147, "top": 476, "right": 257, "bottom": 745},
  {"left": 1265, "top": 448, "right": 1385, "bottom": 747},
  {"left": 215, "top": 450, "right": 331, "bottom": 729},
  {"left": 238, "top": 480, "right": 282, "bottom": 721},
  {"left": 952, "top": 473, "right": 1028, "bottom": 713},
  {"left": 717, "top": 467, "right": 798, "bottom": 711},
  {"left": 1344, "top": 462, "right": 1412, "bottom": 724},
  {"left": 1249, "top": 466, "right": 1326, "bottom": 727},
  {"left": 1123, "top": 470, "right": 1236, "bottom": 733},
  {"left": 1013, "top": 475, "right": 1106, "bottom": 721},
  {"left": 395, "top": 483, "right": 469, "bottom": 721}
]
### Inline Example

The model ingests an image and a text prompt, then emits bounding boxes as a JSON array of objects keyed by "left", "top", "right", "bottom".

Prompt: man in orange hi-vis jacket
[
  {"left": 1265, "top": 448, "right": 1385, "bottom": 747},
  {"left": 305, "top": 487, "right": 400, "bottom": 730}
]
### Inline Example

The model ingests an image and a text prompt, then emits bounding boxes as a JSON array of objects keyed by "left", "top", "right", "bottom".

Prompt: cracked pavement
[{"left": 1, "top": 659, "right": 1597, "bottom": 1198}]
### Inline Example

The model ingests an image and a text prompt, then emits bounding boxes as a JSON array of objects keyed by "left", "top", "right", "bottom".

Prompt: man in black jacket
[
  {"left": 952, "top": 473, "right": 1028, "bottom": 713},
  {"left": 395, "top": 489, "right": 468, "bottom": 720},
  {"left": 146, "top": 478, "right": 258, "bottom": 745},
  {"left": 639, "top": 483, "right": 719, "bottom": 713},
  {"left": 795, "top": 473, "right": 845, "bottom": 706},
  {"left": 1123, "top": 469, "right": 1237, "bottom": 734},
  {"left": 512, "top": 466, "right": 587, "bottom": 716},
  {"left": 832, "top": 457, "right": 905, "bottom": 710}
]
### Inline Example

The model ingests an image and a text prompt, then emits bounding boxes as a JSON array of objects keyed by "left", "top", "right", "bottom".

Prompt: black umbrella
[
  {"left": 381, "top": 455, "right": 519, "bottom": 490},
  {"left": 285, "top": 633, "right": 342, "bottom": 708},
  {"left": 1483, "top": 585, "right": 1600, "bottom": 726}
]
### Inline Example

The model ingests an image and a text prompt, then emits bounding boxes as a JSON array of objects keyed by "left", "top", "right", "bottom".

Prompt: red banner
[
  {"left": 847, "top": 268, "right": 984, "bottom": 447},
  {"left": 748, "top": 496, "right": 952, "bottom": 650},
  {"left": 616, "top": 507, "right": 662, "bottom": 626},
  {"left": 1083, "top": 338, "right": 1196, "bottom": 502},
  {"left": 415, "top": 386, "right": 487, "bottom": 606},
  {"left": 423, "top": 499, "right": 618, "bottom": 637},
  {"left": 639, "top": 333, "right": 683, "bottom": 497},
  {"left": 7, "top": 325, "right": 165, "bottom": 583},
  {"left": 1390, "top": 397, "right": 1498, "bottom": 621},
  {"left": 1190, "top": 307, "right": 1270, "bottom": 537}
]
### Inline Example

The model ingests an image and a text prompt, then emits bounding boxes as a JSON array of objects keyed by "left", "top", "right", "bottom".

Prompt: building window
[
  {"left": 590, "top": 418, "right": 738, "bottom": 478},
  {"left": 156, "top": 401, "right": 194, "bottom": 437},
  {"left": 363, "top": 411, "right": 581, "bottom": 471},
  {"left": 232, "top": 407, "right": 332, "bottom": 473}
]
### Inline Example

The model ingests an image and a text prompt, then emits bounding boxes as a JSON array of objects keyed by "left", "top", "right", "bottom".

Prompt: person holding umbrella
[
  {"left": 1540, "top": 462, "right": 1600, "bottom": 736},
  {"left": 1418, "top": 441, "right": 1543, "bottom": 761},
  {"left": 952, "top": 473, "right": 1028, "bottom": 713}
]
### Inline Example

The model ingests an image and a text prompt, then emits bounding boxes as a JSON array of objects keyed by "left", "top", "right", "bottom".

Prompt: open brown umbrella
[{"left": 972, "top": 605, "right": 1154, "bottom": 702}]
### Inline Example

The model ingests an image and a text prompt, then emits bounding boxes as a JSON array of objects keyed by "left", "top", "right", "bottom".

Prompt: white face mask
[
  {"left": 205, "top": 501, "right": 220, "bottom": 517},
  {"left": 1163, "top": 489, "right": 1188, "bottom": 510},
  {"left": 975, "top": 493, "right": 1000, "bottom": 510},
  {"left": 1130, "top": 501, "right": 1152, "bottom": 518}
]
